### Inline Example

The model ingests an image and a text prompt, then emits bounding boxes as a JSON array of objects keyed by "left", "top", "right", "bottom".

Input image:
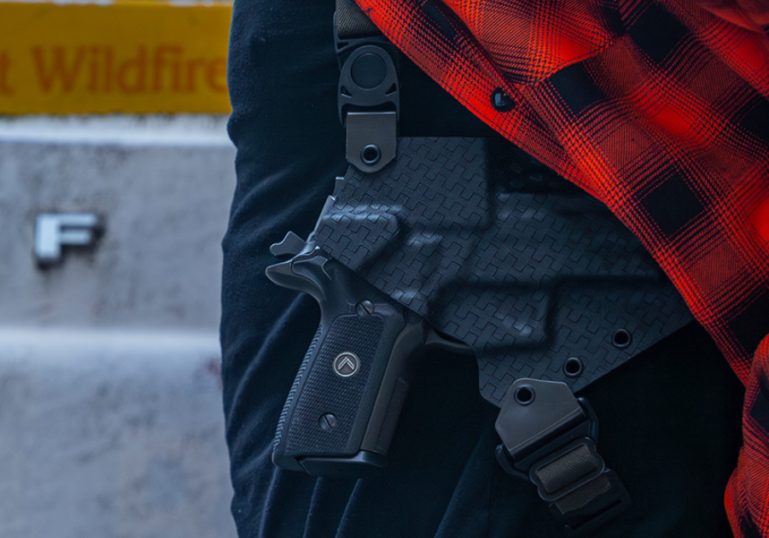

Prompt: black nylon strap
[
  {"left": 554, "top": 474, "right": 612, "bottom": 514},
  {"left": 536, "top": 444, "right": 602, "bottom": 494},
  {"left": 495, "top": 380, "right": 631, "bottom": 535},
  {"left": 336, "top": 0, "right": 379, "bottom": 38}
]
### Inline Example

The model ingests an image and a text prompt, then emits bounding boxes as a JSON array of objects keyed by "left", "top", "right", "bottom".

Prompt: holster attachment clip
[
  {"left": 335, "top": 23, "right": 399, "bottom": 173},
  {"left": 495, "top": 379, "right": 631, "bottom": 535}
]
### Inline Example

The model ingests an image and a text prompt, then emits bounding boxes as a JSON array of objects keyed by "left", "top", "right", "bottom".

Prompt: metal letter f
[{"left": 34, "top": 212, "right": 102, "bottom": 265}]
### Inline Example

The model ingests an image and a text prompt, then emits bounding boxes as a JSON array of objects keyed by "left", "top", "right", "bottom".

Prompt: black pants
[{"left": 222, "top": 1, "right": 744, "bottom": 536}]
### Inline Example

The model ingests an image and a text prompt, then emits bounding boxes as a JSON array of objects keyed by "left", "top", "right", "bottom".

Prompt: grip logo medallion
[{"left": 333, "top": 352, "right": 360, "bottom": 378}]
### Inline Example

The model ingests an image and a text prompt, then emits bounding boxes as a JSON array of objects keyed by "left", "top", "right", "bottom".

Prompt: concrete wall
[{"left": 0, "top": 115, "right": 238, "bottom": 538}]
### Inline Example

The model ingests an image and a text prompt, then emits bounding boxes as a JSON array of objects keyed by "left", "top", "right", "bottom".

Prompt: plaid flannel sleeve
[{"left": 728, "top": 335, "right": 769, "bottom": 537}]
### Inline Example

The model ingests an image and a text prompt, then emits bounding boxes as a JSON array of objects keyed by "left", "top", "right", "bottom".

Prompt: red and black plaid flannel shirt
[{"left": 353, "top": 0, "right": 769, "bottom": 534}]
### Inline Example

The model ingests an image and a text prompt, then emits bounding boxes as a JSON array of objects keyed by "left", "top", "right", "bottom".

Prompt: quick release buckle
[
  {"left": 495, "top": 379, "right": 631, "bottom": 536},
  {"left": 335, "top": 18, "right": 399, "bottom": 173}
]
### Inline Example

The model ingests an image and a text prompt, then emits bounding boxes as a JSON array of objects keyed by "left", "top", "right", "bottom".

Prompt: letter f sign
[{"left": 34, "top": 212, "right": 102, "bottom": 265}]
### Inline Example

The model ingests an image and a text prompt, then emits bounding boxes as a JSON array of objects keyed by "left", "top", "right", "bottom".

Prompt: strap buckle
[
  {"left": 334, "top": 15, "right": 399, "bottom": 173},
  {"left": 495, "top": 379, "right": 631, "bottom": 535}
]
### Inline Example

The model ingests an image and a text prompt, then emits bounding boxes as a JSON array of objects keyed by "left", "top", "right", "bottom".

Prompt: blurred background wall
[{"left": 0, "top": 2, "right": 238, "bottom": 537}]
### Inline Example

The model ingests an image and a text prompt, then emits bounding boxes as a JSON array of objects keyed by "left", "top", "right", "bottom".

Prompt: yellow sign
[{"left": 0, "top": 1, "right": 232, "bottom": 114}]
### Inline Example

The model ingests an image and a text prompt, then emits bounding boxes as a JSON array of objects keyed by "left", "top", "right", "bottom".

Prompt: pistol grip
[{"left": 269, "top": 264, "right": 421, "bottom": 477}]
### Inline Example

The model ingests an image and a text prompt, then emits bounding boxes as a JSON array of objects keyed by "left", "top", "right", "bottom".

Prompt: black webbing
[
  {"left": 336, "top": 0, "right": 380, "bottom": 38},
  {"left": 553, "top": 475, "right": 613, "bottom": 515},
  {"left": 535, "top": 444, "right": 601, "bottom": 495}
]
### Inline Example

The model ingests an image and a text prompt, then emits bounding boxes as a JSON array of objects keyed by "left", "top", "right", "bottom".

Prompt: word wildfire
[
  {"left": 0, "top": 1, "right": 232, "bottom": 114},
  {"left": 0, "top": 46, "right": 227, "bottom": 95}
]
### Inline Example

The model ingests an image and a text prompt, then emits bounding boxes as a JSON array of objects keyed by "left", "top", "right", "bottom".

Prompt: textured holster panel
[{"left": 314, "top": 137, "right": 692, "bottom": 405}]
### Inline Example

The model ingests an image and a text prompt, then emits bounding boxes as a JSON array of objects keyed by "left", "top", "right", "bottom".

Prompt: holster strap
[{"left": 495, "top": 379, "right": 631, "bottom": 535}]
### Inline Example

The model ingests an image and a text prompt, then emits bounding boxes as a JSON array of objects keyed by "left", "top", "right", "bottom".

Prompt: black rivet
[
  {"left": 491, "top": 89, "right": 515, "bottom": 111},
  {"left": 612, "top": 329, "right": 632, "bottom": 349},
  {"left": 514, "top": 385, "right": 535, "bottom": 405},
  {"left": 564, "top": 357, "right": 583, "bottom": 378},
  {"left": 350, "top": 52, "right": 387, "bottom": 89},
  {"left": 319, "top": 413, "right": 338, "bottom": 431},
  {"left": 361, "top": 144, "right": 381, "bottom": 165}
]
